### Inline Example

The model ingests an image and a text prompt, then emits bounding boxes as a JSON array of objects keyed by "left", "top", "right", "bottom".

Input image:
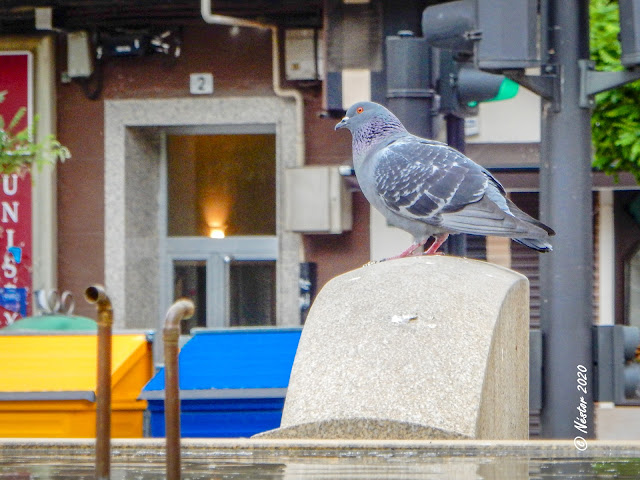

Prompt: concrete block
[{"left": 260, "top": 255, "right": 529, "bottom": 440}]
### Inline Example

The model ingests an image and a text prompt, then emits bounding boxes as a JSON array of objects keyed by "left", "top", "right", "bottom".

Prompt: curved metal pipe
[
  {"left": 84, "top": 284, "right": 113, "bottom": 480},
  {"left": 163, "top": 298, "right": 195, "bottom": 480},
  {"left": 85, "top": 285, "right": 111, "bottom": 308},
  {"left": 200, "top": 0, "right": 269, "bottom": 30}
]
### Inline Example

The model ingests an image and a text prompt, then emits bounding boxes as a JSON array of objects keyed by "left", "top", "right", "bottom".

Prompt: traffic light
[
  {"left": 421, "top": 1, "right": 524, "bottom": 118},
  {"left": 593, "top": 325, "right": 640, "bottom": 404},
  {"left": 620, "top": 0, "right": 640, "bottom": 67},
  {"left": 422, "top": 0, "right": 540, "bottom": 71},
  {"left": 438, "top": 50, "right": 519, "bottom": 118}
]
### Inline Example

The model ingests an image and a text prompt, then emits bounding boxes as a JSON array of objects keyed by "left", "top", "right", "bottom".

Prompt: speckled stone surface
[{"left": 261, "top": 255, "right": 529, "bottom": 440}]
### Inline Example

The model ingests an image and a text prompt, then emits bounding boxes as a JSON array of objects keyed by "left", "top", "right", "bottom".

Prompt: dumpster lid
[
  {"left": 0, "top": 391, "right": 95, "bottom": 402},
  {"left": 2, "top": 315, "right": 97, "bottom": 332},
  {"left": 0, "top": 334, "right": 149, "bottom": 397},
  {"left": 141, "top": 327, "right": 301, "bottom": 397},
  {"left": 140, "top": 387, "right": 288, "bottom": 400}
]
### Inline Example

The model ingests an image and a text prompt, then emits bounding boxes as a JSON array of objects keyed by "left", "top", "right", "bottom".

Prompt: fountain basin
[{"left": 1, "top": 438, "right": 639, "bottom": 479}]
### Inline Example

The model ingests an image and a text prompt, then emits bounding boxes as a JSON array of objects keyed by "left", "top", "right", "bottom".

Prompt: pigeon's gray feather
[
  {"left": 335, "top": 101, "right": 555, "bottom": 254},
  {"left": 440, "top": 195, "right": 545, "bottom": 236},
  {"left": 374, "top": 139, "right": 488, "bottom": 222}
]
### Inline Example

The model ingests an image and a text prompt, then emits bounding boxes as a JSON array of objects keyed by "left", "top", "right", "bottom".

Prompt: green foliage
[
  {"left": 0, "top": 90, "right": 70, "bottom": 175},
  {"left": 590, "top": 0, "right": 640, "bottom": 181}
]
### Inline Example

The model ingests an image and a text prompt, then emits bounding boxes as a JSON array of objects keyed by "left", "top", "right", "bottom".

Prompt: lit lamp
[{"left": 209, "top": 225, "right": 226, "bottom": 239}]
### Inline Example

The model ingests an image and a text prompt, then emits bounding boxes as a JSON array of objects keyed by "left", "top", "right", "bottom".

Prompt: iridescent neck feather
[{"left": 352, "top": 113, "right": 407, "bottom": 158}]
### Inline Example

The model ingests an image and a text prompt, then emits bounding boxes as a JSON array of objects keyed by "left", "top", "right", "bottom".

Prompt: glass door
[
  {"left": 161, "top": 130, "right": 278, "bottom": 331},
  {"left": 167, "top": 249, "right": 228, "bottom": 331},
  {"left": 229, "top": 259, "right": 276, "bottom": 327},
  {"left": 173, "top": 259, "right": 208, "bottom": 332}
]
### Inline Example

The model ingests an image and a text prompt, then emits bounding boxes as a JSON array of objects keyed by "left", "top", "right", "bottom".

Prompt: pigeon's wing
[
  {"left": 373, "top": 137, "right": 489, "bottom": 224},
  {"left": 439, "top": 194, "right": 541, "bottom": 236}
]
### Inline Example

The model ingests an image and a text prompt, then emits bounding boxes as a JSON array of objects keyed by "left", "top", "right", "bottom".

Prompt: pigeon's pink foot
[
  {"left": 382, "top": 240, "right": 427, "bottom": 261},
  {"left": 423, "top": 233, "right": 449, "bottom": 255}
]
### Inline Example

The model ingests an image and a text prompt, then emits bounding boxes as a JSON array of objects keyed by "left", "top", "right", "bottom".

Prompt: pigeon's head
[
  {"left": 335, "top": 102, "right": 407, "bottom": 140},
  {"left": 335, "top": 102, "right": 381, "bottom": 132}
]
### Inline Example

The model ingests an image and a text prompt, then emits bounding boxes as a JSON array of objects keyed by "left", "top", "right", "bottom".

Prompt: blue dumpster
[{"left": 140, "top": 327, "right": 301, "bottom": 438}]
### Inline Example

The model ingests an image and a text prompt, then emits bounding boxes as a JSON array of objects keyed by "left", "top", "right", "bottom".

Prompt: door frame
[{"left": 104, "top": 97, "right": 302, "bottom": 347}]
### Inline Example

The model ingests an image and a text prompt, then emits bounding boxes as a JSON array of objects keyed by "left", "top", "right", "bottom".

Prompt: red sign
[{"left": 0, "top": 52, "right": 33, "bottom": 326}]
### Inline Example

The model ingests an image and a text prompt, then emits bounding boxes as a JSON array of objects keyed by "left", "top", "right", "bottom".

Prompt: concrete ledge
[
  {"left": 257, "top": 418, "right": 468, "bottom": 440},
  {"left": 264, "top": 256, "right": 530, "bottom": 440}
]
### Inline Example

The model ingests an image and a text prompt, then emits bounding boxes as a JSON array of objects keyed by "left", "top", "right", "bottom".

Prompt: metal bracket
[
  {"left": 502, "top": 64, "right": 561, "bottom": 112},
  {"left": 386, "top": 88, "right": 436, "bottom": 99},
  {"left": 579, "top": 59, "right": 640, "bottom": 108},
  {"left": 464, "top": 29, "right": 482, "bottom": 42},
  {"left": 592, "top": 324, "right": 640, "bottom": 405},
  {"left": 386, "top": 88, "right": 440, "bottom": 117},
  {"left": 534, "top": 325, "right": 640, "bottom": 408}
]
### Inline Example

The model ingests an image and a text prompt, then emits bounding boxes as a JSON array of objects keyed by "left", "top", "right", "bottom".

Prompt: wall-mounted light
[
  {"left": 209, "top": 225, "right": 226, "bottom": 239},
  {"left": 67, "top": 31, "right": 94, "bottom": 79}
]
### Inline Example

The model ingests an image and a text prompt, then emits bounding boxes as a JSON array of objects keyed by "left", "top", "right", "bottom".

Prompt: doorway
[
  {"left": 164, "top": 133, "right": 278, "bottom": 332},
  {"left": 104, "top": 96, "right": 301, "bottom": 350}
]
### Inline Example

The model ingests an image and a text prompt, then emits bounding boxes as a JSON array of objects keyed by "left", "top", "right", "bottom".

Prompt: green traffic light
[
  {"left": 486, "top": 77, "right": 519, "bottom": 102},
  {"left": 466, "top": 77, "right": 519, "bottom": 108}
]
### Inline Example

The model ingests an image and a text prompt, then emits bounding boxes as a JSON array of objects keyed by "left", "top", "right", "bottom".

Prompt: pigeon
[{"left": 335, "top": 101, "right": 555, "bottom": 259}]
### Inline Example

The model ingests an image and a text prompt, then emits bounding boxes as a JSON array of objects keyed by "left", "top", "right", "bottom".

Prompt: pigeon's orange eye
[{"left": 356, "top": 107, "right": 364, "bottom": 114}]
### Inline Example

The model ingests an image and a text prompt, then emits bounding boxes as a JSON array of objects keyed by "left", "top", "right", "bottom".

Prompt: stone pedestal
[{"left": 260, "top": 255, "right": 529, "bottom": 440}]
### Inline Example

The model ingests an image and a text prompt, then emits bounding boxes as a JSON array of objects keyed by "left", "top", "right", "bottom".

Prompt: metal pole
[
  {"left": 539, "top": 0, "right": 594, "bottom": 438},
  {"left": 445, "top": 113, "right": 467, "bottom": 257},
  {"left": 85, "top": 285, "right": 113, "bottom": 480},
  {"left": 163, "top": 299, "right": 195, "bottom": 480},
  {"left": 385, "top": 33, "right": 437, "bottom": 139}
]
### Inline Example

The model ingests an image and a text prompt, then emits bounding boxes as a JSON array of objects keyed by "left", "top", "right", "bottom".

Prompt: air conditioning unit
[{"left": 285, "top": 166, "right": 352, "bottom": 234}]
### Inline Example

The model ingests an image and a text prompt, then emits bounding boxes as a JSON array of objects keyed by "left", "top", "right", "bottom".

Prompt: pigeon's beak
[{"left": 335, "top": 116, "right": 349, "bottom": 131}]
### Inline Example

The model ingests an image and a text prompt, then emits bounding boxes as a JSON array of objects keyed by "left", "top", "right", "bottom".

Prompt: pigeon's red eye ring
[{"left": 356, "top": 107, "right": 364, "bottom": 114}]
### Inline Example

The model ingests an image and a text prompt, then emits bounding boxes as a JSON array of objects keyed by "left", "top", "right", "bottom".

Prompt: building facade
[{"left": 2, "top": 0, "right": 640, "bottom": 437}]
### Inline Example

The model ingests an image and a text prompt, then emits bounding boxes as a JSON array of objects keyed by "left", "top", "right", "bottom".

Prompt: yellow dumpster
[{"left": 0, "top": 333, "right": 152, "bottom": 438}]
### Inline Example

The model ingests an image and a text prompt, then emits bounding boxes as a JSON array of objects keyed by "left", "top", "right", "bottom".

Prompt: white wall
[{"left": 467, "top": 86, "right": 541, "bottom": 144}]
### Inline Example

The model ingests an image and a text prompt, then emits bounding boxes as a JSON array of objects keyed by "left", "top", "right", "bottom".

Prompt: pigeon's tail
[
  {"left": 513, "top": 237, "right": 552, "bottom": 252},
  {"left": 508, "top": 198, "right": 554, "bottom": 252},
  {"left": 439, "top": 195, "right": 554, "bottom": 252},
  {"left": 505, "top": 198, "right": 555, "bottom": 236}
]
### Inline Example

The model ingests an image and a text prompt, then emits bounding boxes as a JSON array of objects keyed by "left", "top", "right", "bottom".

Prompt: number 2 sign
[{"left": 189, "top": 73, "right": 214, "bottom": 95}]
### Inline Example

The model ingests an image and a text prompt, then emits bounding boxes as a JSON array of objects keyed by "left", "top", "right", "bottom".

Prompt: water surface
[{"left": 2, "top": 449, "right": 640, "bottom": 479}]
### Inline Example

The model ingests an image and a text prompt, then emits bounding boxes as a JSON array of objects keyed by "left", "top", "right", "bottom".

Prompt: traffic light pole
[
  {"left": 445, "top": 114, "right": 467, "bottom": 256},
  {"left": 539, "top": 0, "right": 594, "bottom": 438}
]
